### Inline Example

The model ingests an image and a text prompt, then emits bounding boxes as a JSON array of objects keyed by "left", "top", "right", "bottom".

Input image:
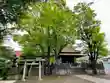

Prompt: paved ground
[
  {"left": 94, "top": 75, "right": 110, "bottom": 80},
  {"left": 0, "top": 80, "right": 15, "bottom": 83},
  {"left": 75, "top": 75, "right": 110, "bottom": 83}
]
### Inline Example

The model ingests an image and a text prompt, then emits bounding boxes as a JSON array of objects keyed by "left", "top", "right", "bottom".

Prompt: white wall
[{"left": 3, "top": 35, "right": 21, "bottom": 51}]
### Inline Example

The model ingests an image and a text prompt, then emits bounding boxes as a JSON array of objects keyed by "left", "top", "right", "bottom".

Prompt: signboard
[{"left": 15, "top": 51, "right": 22, "bottom": 57}]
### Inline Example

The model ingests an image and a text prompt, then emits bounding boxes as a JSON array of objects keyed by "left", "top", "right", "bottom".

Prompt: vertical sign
[{"left": 15, "top": 51, "right": 22, "bottom": 57}]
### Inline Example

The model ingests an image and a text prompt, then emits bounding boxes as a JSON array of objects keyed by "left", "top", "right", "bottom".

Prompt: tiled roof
[
  {"left": 60, "top": 44, "right": 86, "bottom": 56},
  {"left": 61, "top": 44, "right": 80, "bottom": 53}
]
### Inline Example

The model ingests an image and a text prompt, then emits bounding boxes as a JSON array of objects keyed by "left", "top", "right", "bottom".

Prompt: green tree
[
  {"left": 74, "top": 3, "right": 108, "bottom": 74},
  {"left": 14, "top": 0, "right": 76, "bottom": 62},
  {"left": 36, "top": 0, "right": 76, "bottom": 60},
  {"left": 0, "top": 0, "right": 42, "bottom": 23},
  {"left": 0, "top": 0, "right": 23, "bottom": 43},
  {"left": 0, "top": 0, "right": 43, "bottom": 42}
]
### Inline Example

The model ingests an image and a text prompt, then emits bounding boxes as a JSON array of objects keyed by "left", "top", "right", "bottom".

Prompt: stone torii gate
[{"left": 20, "top": 58, "right": 45, "bottom": 81}]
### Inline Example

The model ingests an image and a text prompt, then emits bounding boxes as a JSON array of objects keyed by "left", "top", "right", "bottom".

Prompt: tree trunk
[
  {"left": 54, "top": 49, "right": 58, "bottom": 64},
  {"left": 88, "top": 44, "right": 98, "bottom": 75},
  {"left": 91, "top": 59, "right": 97, "bottom": 75},
  {"left": 45, "top": 26, "right": 52, "bottom": 75},
  {"left": 89, "top": 53, "right": 97, "bottom": 75},
  {"left": 47, "top": 45, "right": 52, "bottom": 75}
]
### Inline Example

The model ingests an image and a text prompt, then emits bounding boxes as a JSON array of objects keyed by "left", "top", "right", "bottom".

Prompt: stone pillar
[
  {"left": 38, "top": 61, "right": 42, "bottom": 80},
  {"left": 22, "top": 61, "right": 27, "bottom": 81}
]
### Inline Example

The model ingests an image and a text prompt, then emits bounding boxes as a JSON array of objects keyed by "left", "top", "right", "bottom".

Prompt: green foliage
[
  {"left": 74, "top": 2, "right": 108, "bottom": 58},
  {"left": 0, "top": 0, "right": 41, "bottom": 23},
  {"left": 22, "top": 45, "right": 43, "bottom": 57},
  {"left": 0, "top": 46, "right": 14, "bottom": 79},
  {"left": 0, "top": 0, "right": 42, "bottom": 42},
  {"left": 0, "top": 46, "right": 15, "bottom": 59},
  {"left": 0, "top": 0, "right": 23, "bottom": 43},
  {"left": 50, "top": 56, "right": 55, "bottom": 64},
  {"left": 14, "top": 0, "right": 77, "bottom": 58}
]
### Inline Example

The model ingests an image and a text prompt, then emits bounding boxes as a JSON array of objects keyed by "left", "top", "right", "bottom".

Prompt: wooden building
[{"left": 59, "top": 44, "right": 87, "bottom": 63}]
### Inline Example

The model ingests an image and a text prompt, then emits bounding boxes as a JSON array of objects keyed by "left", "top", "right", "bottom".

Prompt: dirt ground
[{"left": 14, "top": 75, "right": 94, "bottom": 83}]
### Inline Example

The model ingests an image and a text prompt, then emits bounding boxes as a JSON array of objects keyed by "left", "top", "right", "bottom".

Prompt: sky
[
  {"left": 4, "top": 0, "right": 110, "bottom": 50},
  {"left": 66, "top": 0, "right": 110, "bottom": 49}
]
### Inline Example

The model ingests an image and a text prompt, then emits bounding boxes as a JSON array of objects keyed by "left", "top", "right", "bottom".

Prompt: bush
[
  {"left": 0, "top": 46, "right": 15, "bottom": 80},
  {"left": 0, "top": 58, "right": 12, "bottom": 80}
]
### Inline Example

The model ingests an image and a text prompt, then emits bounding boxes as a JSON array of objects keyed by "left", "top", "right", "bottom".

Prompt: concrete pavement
[{"left": 75, "top": 75, "right": 110, "bottom": 83}]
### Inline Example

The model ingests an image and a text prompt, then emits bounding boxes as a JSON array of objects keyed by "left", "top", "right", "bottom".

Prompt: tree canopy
[
  {"left": 14, "top": 0, "right": 77, "bottom": 58},
  {"left": 13, "top": 1, "right": 108, "bottom": 60}
]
